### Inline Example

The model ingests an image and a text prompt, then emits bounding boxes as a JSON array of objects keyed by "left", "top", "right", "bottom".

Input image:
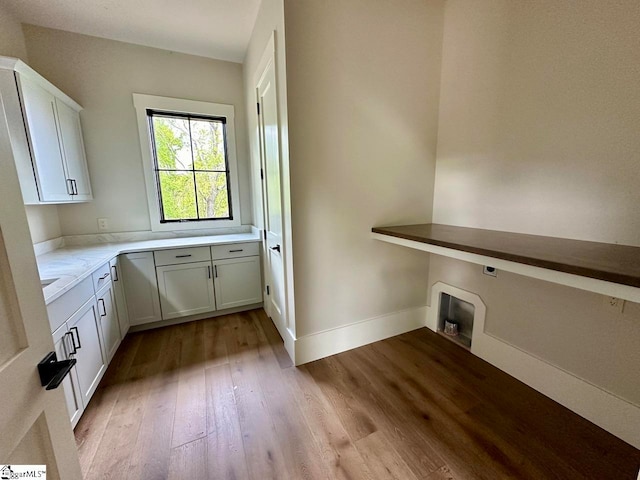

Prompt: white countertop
[{"left": 38, "top": 232, "right": 261, "bottom": 305}]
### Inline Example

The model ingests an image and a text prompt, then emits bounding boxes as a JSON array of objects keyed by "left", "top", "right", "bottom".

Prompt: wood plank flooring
[{"left": 76, "top": 309, "right": 640, "bottom": 479}]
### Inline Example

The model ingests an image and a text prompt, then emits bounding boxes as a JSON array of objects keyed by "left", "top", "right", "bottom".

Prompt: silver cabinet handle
[
  {"left": 229, "top": 249, "right": 244, "bottom": 253},
  {"left": 111, "top": 265, "right": 119, "bottom": 281},
  {"left": 98, "top": 298, "right": 107, "bottom": 317},
  {"left": 66, "top": 179, "right": 74, "bottom": 195},
  {"left": 99, "top": 272, "right": 110, "bottom": 280},
  {"left": 207, "top": 265, "right": 211, "bottom": 279},
  {"left": 214, "top": 265, "right": 218, "bottom": 278},
  {"left": 175, "top": 254, "right": 192, "bottom": 258},
  {"left": 71, "top": 179, "right": 78, "bottom": 195}
]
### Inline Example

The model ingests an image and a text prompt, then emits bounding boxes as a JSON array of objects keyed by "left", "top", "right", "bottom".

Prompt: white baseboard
[
  {"left": 294, "top": 306, "right": 427, "bottom": 365},
  {"left": 427, "top": 281, "right": 640, "bottom": 449},
  {"left": 472, "top": 327, "right": 640, "bottom": 449}
]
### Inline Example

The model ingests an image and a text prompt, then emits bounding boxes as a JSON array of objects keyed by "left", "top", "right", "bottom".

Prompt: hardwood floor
[{"left": 76, "top": 309, "right": 640, "bottom": 479}]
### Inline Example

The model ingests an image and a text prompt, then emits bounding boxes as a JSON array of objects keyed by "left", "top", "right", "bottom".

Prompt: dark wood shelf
[{"left": 372, "top": 224, "right": 640, "bottom": 289}]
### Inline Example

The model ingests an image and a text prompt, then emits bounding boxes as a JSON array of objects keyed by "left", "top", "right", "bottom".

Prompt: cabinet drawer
[
  {"left": 91, "top": 262, "right": 112, "bottom": 292},
  {"left": 211, "top": 242, "right": 260, "bottom": 260},
  {"left": 47, "top": 276, "right": 93, "bottom": 333},
  {"left": 154, "top": 247, "right": 211, "bottom": 266}
]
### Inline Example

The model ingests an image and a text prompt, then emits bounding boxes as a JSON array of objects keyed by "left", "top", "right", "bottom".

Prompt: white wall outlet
[
  {"left": 97, "top": 218, "right": 109, "bottom": 231},
  {"left": 483, "top": 266, "right": 497, "bottom": 277},
  {"left": 604, "top": 296, "right": 625, "bottom": 314}
]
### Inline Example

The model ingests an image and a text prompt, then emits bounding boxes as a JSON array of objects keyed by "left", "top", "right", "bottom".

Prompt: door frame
[{"left": 251, "top": 31, "right": 297, "bottom": 360}]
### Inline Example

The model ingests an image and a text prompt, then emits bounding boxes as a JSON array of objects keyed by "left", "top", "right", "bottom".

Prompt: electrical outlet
[
  {"left": 97, "top": 218, "right": 109, "bottom": 231},
  {"left": 604, "top": 296, "right": 625, "bottom": 314},
  {"left": 483, "top": 266, "right": 497, "bottom": 277}
]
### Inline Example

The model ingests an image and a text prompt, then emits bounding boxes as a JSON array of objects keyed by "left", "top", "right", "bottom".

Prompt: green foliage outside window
[{"left": 151, "top": 114, "right": 230, "bottom": 222}]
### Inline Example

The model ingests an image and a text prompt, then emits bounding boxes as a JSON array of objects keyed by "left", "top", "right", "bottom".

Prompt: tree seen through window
[{"left": 149, "top": 111, "right": 231, "bottom": 222}]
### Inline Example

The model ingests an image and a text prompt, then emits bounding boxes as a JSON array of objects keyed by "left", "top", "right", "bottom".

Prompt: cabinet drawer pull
[
  {"left": 70, "top": 326, "right": 81, "bottom": 350},
  {"left": 228, "top": 249, "right": 244, "bottom": 253},
  {"left": 64, "top": 331, "right": 77, "bottom": 356},
  {"left": 112, "top": 265, "right": 119, "bottom": 281},
  {"left": 98, "top": 298, "right": 107, "bottom": 317},
  {"left": 175, "top": 254, "right": 192, "bottom": 258},
  {"left": 214, "top": 265, "right": 218, "bottom": 278},
  {"left": 207, "top": 265, "right": 211, "bottom": 279},
  {"left": 99, "top": 272, "right": 110, "bottom": 280},
  {"left": 71, "top": 179, "right": 78, "bottom": 195},
  {"left": 66, "top": 179, "right": 74, "bottom": 195}
]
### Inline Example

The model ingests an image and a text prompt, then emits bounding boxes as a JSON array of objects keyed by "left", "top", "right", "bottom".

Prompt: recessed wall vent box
[{"left": 438, "top": 292, "right": 475, "bottom": 350}]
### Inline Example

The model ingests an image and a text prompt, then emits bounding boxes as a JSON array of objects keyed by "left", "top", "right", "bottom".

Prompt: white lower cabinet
[
  {"left": 120, "top": 251, "right": 162, "bottom": 325},
  {"left": 213, "top": 256, "right": 263, "bottom": 310},
  {"left": 67, "top": 299, "right": 106, "bottom": 407},
  {"left": 96, "top": 282, "right": 121, "bottom": 364},
  {"left": 52, "top": 324, "right": 83, "bottom": 428},
  {"left": 157, "top": 261, "right": 216, "bottom": 320},
  {"left": 110, "top": 256, "right": 130, "bottom": 339}
]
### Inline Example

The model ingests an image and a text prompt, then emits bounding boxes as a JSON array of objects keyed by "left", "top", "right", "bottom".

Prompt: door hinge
[
  {"left": 263, "top": 230, "right": 267, "bottom": 240},
  {"left": 266, "top": 285, "right": 270, "bottom": 295},
  {"left": 257, "top": 102, "right": 260, "bottom": 115},
  {"left": 260, "top": 168, "right": 264, "bottom": 180}
]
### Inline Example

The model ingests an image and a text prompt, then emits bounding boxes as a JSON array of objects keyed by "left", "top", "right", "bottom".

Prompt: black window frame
[{"left": 146, "top": 109, "right": 234, "bottom": 224}]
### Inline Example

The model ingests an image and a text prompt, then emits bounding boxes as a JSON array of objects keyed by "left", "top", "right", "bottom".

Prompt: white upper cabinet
[
  {"left": 0, "top": 56, "right": 93, "bottom": 204},
  {"left": 54, "top": 97, "right": 93, "bottom": 200}
]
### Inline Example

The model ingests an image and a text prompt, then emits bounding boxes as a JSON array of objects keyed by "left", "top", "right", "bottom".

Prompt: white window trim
[{"left": 133, "top": 93, "right": 242, "bottom": 232}]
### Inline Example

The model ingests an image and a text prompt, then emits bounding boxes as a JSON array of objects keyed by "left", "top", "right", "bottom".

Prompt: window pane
[
  {"left": 190, "top": 119, "right": 226, "bottom": 171},
  {"left": 195, "top": 172, "right": 229, "bottom": 219},
  {"left": 152, "top": 117, "right": 193, "bottom": 169},
  {"left": 158, "top": 171, "right": 197, "bottom": 220}
]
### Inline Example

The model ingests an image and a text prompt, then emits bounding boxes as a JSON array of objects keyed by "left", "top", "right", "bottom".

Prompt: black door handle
[
  {"left": 38, "top": 351, "right": 76, "bottom": 390},
  {"left": 270, "top": 244, "right": 281, "bottom": 253}
]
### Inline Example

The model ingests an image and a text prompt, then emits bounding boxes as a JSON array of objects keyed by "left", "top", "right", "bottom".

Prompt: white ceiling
[{"left": 4, "top": 0, "right": 262, "bottom": 63}]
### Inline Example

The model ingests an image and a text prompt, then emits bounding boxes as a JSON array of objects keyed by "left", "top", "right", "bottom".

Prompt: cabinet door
[
  {"left": 96, "top": 282, "right": 121, "bottom": 364},
  {"left": 55, "top": 98, "right": 92, "bottom": 201},
  {"left": 213, "top": 256, "right": 262, "bottom": 310},
  {"left": 156, "top": 261, "right": 216, "bottom": 320},
  {"left": 17, "top": 75, "right": 71, "bottom": 202},
  {"left": 120, "top": 251, "right": 162, "bottom": 325},
  {"left": 52, "top": 324, "right": 83, "bottom": 428},
  {"left": 67, "top": 299, "right": 106, "bottom": 406},
  {"left": 110, "top": 256, "right": 130, "bottom": 338}
]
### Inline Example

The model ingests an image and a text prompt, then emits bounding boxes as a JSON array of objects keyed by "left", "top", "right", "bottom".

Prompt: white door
[
  {"left": 120, "top": 251, "right": 162, "bottom": 325},
  {"left": 213, "top": 256, "right": 263, "bottom": 310},
  {"left": 0, "top": 92, "right": 82, "bottom": 476},
  {"left": 96, "top": 283, "right": 121, "bottom": 363},
  {"left": 156, "top": 261, "right": 216, "bottom": 320},
  {"left": 67, "top": 299, "right": 106, "bottom": 406},
  {"left": 17, "top": 75, "right": 71, "bottom": 202},
  {"left": 54, "top": 98, "right": 92, "bottom": 201},
  {"left": 256, "top": 48, "right": 286, "bottom": 332}
]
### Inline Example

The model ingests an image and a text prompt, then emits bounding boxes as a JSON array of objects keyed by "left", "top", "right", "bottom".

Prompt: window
[
  {"left": 148, "top": 111, "right": 232, "bottom": 223},
  {"left": 133, "top": 94, "right": 241, "bottom": 231}
]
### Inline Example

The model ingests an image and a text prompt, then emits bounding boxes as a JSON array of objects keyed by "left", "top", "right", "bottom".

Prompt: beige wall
[
  {"left": 433, "top": 0, "right": 640, "bottom": 246},
  {"left": 430, "top": 0, "right": 640, "bottom": 406},
  {"left": 283, "top": 0, "right": 445, "bottom": 336},
  {"left": 0, "top": 5, "right": 62, "bottom": 244},
  {"left": 429, "top": 255, "right": 640, "bottom": 406},
  {"left": 23, "top": 25, "right": 252, "bottom": 235},
  {"left": 0, "top": 4, "right": 27, "bottom": 60}
]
